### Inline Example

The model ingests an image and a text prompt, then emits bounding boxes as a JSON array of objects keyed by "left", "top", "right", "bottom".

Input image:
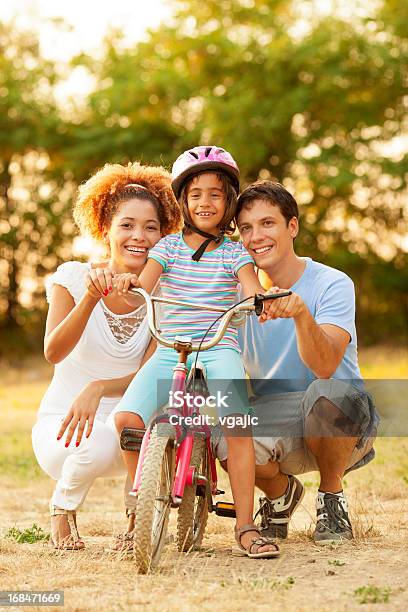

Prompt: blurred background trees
[
  {"left": 0, "top": 0, "right": 407, "bottom": 355},
  {"left": 0, "top": 22, "right": 78, "bottom": 351}
]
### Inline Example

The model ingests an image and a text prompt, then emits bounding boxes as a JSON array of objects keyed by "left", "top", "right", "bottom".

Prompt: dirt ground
[
  {"left": 1, "top": 467, "right": 408, "bottom": 612},
  {"left": 1, "top": 351, "right": 407, "bottom": 611}
]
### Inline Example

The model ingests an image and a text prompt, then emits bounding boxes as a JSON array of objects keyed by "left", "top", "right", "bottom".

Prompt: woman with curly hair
[{"left": 32, "top": 162, "right": 182, "bottom": 550}]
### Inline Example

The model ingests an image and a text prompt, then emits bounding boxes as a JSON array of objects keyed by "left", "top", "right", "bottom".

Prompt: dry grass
[{"left": 0, "top": 347, "right": 407, "bottom": 611}]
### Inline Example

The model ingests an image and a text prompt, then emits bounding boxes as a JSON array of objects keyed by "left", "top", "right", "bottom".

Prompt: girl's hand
[
  {"left": 57, "top": 382, "right": 104, "bottom": 447},
  {"left": 86, "top": 267, "right": 115, "bottom": 299},
  {"left": 114, "top": 273, "right": 142, "bottom": 307}
]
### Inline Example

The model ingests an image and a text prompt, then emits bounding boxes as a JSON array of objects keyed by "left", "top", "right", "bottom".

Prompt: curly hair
[{"left": 73, "top": 162, "right": 183, "bottom": 241}]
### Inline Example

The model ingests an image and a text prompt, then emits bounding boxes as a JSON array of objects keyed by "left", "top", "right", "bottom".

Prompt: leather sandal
[
  {"left": 50, "top": 504, "right": 85, "bottom": 550},
  {"left": 233, "top": 523, "right": 280, "bottom": 558},
  {"left": 105, "top": 507, "right": 136, "bottom": 554}
]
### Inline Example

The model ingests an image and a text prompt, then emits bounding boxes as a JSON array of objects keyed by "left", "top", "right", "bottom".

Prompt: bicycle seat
[{"left": 186, "top": 361, "right": 209, "bottom": 397}]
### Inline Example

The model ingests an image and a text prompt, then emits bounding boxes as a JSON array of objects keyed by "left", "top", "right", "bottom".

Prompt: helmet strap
[{"left": 183, "top": 222, "right": 223, "bottom": 261}]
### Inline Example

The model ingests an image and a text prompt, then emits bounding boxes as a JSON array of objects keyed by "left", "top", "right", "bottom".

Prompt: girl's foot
[
  {"left": 105, "top": 508, "right": 136, "bottom": 554},
  {"left": 234, "top": 523, "right": 280, "bottom": 558},
  {"left": 50, "top": 505, "right": 85, "bottom": 550}
]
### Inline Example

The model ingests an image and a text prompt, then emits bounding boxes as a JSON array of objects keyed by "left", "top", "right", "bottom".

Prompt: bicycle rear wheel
[
  {"left": 133, "top": 422, "right": 176, "bottom": 573},
  {"left": 176, "top": 435, "right": 210, "bottom": 551}
]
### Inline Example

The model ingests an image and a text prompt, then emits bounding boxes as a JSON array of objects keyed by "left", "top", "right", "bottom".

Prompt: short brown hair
[
  {"left": 179, "top": 172, "right": 238, "bottom": 235},
  {"left": 73, "top": 162, "right": 182, "bottom": 241},
  {"left": 237, "top": 180, "right": 299, "bottom": 225}
]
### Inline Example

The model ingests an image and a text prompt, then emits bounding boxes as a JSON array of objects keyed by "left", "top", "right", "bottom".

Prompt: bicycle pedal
[
  {"left": 120, "top": 427, "right": 146, "bottom": 451},
  {"left": 214, "top": 501, "right": 236, "bottom": 518}
]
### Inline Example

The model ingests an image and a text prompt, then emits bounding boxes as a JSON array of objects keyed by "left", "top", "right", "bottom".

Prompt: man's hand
[
  {"left": 57, "top": 382, "right": 104, "bottom": 447},
  {"left": 259, "top": 286, "right": 306, "bottom": 323}
]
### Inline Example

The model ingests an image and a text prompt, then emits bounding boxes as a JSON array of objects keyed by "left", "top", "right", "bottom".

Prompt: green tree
[
  {"left": 0, "top": 21, "right": 73, "bottom": 351},
  {"left": 3, "top": 1, "right": 406, "bottom": 350},
  {"left": 77, "top": 0, "right": 406, "bottom": 342}
]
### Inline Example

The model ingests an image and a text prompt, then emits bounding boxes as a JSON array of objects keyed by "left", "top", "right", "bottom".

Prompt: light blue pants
[{"left": 111, "top": 347, "right": 250, "bottom": 426}]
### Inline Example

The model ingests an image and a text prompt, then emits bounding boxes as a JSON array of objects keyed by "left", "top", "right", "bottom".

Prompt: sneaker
[
  {"left": 314, "top": 492, "right": 353, "bottom": 545},
  {"left": 256, "top": 475, "right": 305, "bottom": 539}
]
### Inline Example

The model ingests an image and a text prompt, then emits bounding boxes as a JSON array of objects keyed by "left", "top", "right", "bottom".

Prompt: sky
[
  {"left": 0, "top": 0, "right": 171, "bottom": 100},
  {"left": 0, "top": 0, "right": 171, "bottom": 60},
  {"left": 1, "top": 0, "right": 381, "bottom": 62}
]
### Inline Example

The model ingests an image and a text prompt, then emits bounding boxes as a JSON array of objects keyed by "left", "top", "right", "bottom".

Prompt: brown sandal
[
  {"left": 234, "top": 523, "right": 280, "bottom": 558},
  {"left": 50, "top": 505, "right": 85, "bottom": 550},
  {"left": 105, "top": 508, "right": 136, "bottom": 554}
]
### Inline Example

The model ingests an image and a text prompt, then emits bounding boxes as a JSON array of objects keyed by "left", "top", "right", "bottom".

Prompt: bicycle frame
[
  {"left": 130, "top": 287, "right": 291, "bottom": 509},
  {"left": 132, "top": 340, "right": 218, "bottom": 506}
]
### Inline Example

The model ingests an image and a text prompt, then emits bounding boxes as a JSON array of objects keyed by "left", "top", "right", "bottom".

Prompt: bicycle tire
[
  {"left": 133, "top": 422, "right": 176, "bottom": 573},
  {"left": 176, "top": 435, "right": 210, "bottom": 552}
]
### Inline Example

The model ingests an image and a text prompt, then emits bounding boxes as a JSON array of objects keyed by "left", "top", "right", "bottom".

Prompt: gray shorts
[{"left": 213, "top": 379, "right": 378, "bottom": 475}]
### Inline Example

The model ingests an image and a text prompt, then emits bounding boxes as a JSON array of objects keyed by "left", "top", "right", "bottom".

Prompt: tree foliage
[
  {"left": 0, "top": 1, "right": 407, "bottom": 352},
  {"left": 0, "top": 22, "right": 74, "bottom": 350},
  {"left": 72, "top": 0, "right": 406, "bottom": 341}
]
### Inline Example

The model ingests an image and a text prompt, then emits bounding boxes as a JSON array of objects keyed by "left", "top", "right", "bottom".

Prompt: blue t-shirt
[{"left": 238, "top": 257, "right": 363, "bottom": 394}]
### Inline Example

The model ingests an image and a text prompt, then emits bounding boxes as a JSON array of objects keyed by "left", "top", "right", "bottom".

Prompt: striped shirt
[{"left": 148, "top": 233, "right": 253, "bottom": 350}]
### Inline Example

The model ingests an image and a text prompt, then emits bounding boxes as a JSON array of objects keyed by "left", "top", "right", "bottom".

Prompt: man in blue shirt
[{"left": 215, "top": 180, "right": 378, "bottom": 544}]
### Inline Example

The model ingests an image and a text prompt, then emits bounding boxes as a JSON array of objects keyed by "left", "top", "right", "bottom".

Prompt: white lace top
[
  {"left": 38, "top": 261, "right": 151, "bottom": 417},
  {"left": 101, "top": 302, "right": 147, "bottom": 344}
]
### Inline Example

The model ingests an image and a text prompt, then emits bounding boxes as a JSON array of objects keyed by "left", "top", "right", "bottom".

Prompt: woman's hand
[
  {"left": 57, "top": 381, "right": 104, "bottom": 447},
  {"left": 85, "top": 267, "right": 116, "bottom": 299}
]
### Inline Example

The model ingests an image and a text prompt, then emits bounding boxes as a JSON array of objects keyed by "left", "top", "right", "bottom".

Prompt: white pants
[{"left": 32, "top": 413, "right": 134, "bottom": 511}]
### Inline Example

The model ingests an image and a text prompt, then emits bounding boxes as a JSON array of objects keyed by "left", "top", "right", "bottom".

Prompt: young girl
[
  {"left": 112, "top": 146, "right": 279, "bottom": 558},
  {"left": 32, "top": 162, "right": 182, "bottom": 550}
]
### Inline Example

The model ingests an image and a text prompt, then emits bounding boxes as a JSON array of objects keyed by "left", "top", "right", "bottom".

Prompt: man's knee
[{"left": 305, "top": 395, "right": 362, "bottom": 438}]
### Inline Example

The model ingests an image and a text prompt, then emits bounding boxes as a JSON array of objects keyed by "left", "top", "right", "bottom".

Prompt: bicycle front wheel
[
  {"left": 176, "top": 435, "right": 210, "bottom": 552},
  {"left": 133, "top": 422, "right": 176, "bottom": 573}
]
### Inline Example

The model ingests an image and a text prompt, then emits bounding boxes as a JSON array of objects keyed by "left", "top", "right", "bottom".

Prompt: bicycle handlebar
[{"left": 130, "top": 288, "right": 291, "bottom": 352}]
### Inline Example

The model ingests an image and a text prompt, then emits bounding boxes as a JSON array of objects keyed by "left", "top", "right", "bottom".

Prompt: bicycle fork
[{"left": 170, "top": 350, "right": 193, "bottom": 505}]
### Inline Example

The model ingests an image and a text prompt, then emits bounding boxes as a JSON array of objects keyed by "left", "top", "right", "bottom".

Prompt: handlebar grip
[{"left": 254, "top": 291, "right": 292, "bottom": 316}]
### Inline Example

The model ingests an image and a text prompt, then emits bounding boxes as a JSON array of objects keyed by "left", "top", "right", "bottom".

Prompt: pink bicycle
[{"left": 120, "top": 288, "right": 291, "bottom": 573}]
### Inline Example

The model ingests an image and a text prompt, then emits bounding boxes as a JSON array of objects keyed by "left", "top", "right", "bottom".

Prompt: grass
[
  {"left": 6, "top": 524, "right": 50, "bottom": 544},
  {"left": 328, "top": 559, "right": 346, "bottom": 566},
  {"left": 0, "top": 364, "right": 51, "bottom": 481},
  {"left": 358, "top": 346, "right": 408, "bottom": 378},
  {"left": 353, "top": 585, "right": 391, "bottom": 604},
  {"left": 220, "top": 576, "right": 295, "bottom": 590},
  {"left": 0, "top": 347, "right": 407, "bottom": 611},
  {"left": 0, "top": 413, "right": 44, "bottom": 480}
]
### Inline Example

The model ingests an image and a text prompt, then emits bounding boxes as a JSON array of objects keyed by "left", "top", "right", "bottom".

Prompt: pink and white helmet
[{"left": 171, "top": 145, "right": 239, "bottom": 199}]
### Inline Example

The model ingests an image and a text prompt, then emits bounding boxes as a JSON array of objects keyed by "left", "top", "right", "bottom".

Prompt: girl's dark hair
[
  {"left": 237, "top": 180, "right": 299, "bottom": 225},
  {"left": 179, "top": 172, "right": 238, "bottom": 235}
]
